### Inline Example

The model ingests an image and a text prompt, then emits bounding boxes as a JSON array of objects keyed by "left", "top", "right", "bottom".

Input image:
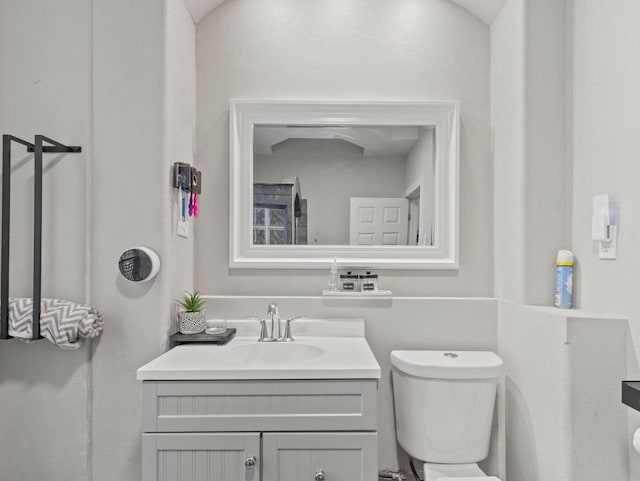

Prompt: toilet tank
[{"left": 390, "top": 350, "right": 502, "bottom": 464}]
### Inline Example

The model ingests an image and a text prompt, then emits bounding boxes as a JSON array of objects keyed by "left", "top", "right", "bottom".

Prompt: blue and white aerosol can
[{"left": 555, "top": 250, "right": 574, "bottom": 309}]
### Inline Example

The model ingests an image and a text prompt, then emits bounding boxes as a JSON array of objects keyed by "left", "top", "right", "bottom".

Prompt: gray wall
[{"left": 195, "top": 0, "right": 492, "bottom": 297}]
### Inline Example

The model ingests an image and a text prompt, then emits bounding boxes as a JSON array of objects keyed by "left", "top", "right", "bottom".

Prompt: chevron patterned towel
[{"left": 8, "top": 298, "right": 103, "bottom": 349}]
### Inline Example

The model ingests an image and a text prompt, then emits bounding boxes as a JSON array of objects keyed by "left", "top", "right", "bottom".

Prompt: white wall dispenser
[{"left": 592, "top": 194, "right": 617, "bottom": 259}]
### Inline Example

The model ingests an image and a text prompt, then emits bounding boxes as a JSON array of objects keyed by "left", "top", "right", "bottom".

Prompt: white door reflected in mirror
[{"left": 349, "top": 197, "right": 409, "bottom": 246}]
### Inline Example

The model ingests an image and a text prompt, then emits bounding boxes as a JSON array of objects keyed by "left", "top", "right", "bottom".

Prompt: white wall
[
  {"left": 497, "top": 302, "right": 628, "bottom": 481},
  {"left": 255, "top": 139, "right": 407, "bottom": 245},
  {"left": 0, "top": 1, "right": 491, "bottom": 478},
  {"left": 195, "top": 0, "right": 492, "bottom": 296},
  {"left": 0, "top": 1, "right": 91, "bottom": 479},
  {"left": 522, "top": 0, "right": 569, "bottom": 306},
  {"left": 498, "top": 302, "right": 572, "bottom": 481},
  {"left": 91, "top": 1, "right": 195, "bottom": 480},
  {"left": 569, "top": 315, "right": 628, "bottom": 481},
  {"left": 91, "top": 1, "right": 167, "bottom": 478},
  {"left": 164, "top": 0, "right": 197, "bottom": 324},
  {"left": 194, "top": 0, "right": 496, "bottom": 474},
  {"left": 491, "top": 0, "right": 526, "bottom": 304},
  {"left": 0, "top": 0, "right": 196, "bottom": 480},
  {"left": 12, "top": 1, "right": 626, "bottom": 480},
  {"left": 491, "top": 0, "right": 569, "bottom": 306},
  {"left": 405, "top": 128, "right": 435, "bottom": 243},
  {"left": 204, "top": 295, "right": 499, "bottom": 476},
  {"left": 493, "top": 0, "right": 638, "bottom": 479},
  {"left": 570, "top": 0, "right": 640, "bottom": 476}
]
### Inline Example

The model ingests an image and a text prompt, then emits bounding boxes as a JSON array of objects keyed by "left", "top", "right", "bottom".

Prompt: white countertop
[{"left": 137, "top": 319, "right": 381, "bottom": 381}]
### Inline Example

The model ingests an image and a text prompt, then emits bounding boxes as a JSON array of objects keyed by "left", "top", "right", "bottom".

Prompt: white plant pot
[{"left": 178, "top": 310, "right": 206, "bottom": 334}]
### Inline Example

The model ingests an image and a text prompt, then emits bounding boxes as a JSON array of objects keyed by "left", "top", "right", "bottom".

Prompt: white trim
[
  {"left": 229, "top": 99, "right": 460, "bottom": 269},
  {"left": 322, "top": 289, "right": 393, "bottom": 299},
  {"left": 404, "top": 177, "right": 423, "bottom": 199},
  {"left": 404, "top": 180, "right": 422, "bottom": 247}
]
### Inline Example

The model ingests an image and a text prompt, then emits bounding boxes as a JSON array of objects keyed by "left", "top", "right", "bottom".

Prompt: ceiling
[
  {"left": 448, "top": 0, "right": 507, "bottom": 25},
  {"left": 254, "top": 125, "right": 423, "bottom": 158},
  {"left": 183, "top": 0, "right": 508, "bottom": 25}
]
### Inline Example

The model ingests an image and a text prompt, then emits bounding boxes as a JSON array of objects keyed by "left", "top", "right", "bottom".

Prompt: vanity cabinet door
[
  {"left": 262, "top": 432, "right": 377, "bottom": 481},
  {"left": 142, "top": 433, "right": 260, "bottom": 481}
]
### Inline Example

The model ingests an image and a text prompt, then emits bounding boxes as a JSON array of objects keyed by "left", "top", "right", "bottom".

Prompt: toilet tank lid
[{"left": 390, "top": 350, "right": 503, "bottom": 379}]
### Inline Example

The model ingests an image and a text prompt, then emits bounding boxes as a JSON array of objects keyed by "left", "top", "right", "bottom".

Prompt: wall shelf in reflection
[{"left": 321, "top": 289, "right": 393, "bottom": 299}]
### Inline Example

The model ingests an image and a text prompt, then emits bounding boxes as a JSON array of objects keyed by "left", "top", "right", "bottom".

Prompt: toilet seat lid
[{"left": 391, "top": 350, "right": 503, "bottom": 379}]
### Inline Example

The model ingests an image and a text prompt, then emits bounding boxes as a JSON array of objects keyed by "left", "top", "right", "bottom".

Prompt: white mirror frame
[{"left": 229, "top": 99, "right": 459, "bottom": 269}]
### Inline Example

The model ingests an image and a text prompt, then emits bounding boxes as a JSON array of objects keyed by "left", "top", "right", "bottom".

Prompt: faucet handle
[
  {"left": 279, "top": 316, "right": 306, "bottom": 342},
  {"left": 246, "top": 316, "right": 272, "bottom": 342}
]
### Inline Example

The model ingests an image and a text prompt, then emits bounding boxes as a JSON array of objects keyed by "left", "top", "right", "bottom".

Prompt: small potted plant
[{"left": 177, "top": 290, "right": 207, "bottom": 334}]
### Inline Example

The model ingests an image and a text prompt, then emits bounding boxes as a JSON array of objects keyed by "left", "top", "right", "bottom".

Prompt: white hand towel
[{"left": 8, "top": 298, "right": 103, "bottom": 349}]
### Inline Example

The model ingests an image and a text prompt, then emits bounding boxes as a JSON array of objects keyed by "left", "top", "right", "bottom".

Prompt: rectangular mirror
[{"left": 230, "top": 100, "right": 459, "bottom": 269}]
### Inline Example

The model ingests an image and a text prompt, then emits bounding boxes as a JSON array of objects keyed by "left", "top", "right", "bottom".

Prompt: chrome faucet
[
  {"left": 247, "top": 302, "right": 306, "bottom": 342},
  {"left": 250, "top": 305, "right": 305, "bottom": 342},
  {"left": 267, "top": 302, "right": 280, "bottom": 341}
]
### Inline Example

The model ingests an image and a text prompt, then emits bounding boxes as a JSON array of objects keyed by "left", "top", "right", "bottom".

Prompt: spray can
[{"left": 555, "top": 250, "right": 574, "bottom": 309}]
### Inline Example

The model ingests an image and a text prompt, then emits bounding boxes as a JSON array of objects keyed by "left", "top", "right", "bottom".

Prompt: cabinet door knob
[
  {"left": 244, "top": 455, "right": 257, "bottom": 469},
  {"left": 314, "top": 470, "right": 326, "bottom": 481}
]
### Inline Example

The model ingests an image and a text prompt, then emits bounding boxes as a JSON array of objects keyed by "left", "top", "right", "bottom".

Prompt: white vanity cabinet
[{"left": 141, "top": 379, "right": 378, "bottom": 481}]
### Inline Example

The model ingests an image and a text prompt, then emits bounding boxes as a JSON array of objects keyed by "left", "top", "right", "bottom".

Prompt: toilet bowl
[
  {"left": 424, "top": 462, "right": 499, "bottom": 480},
  {"left": 390, "top": 350, "right": 503, "bottom": 481}
]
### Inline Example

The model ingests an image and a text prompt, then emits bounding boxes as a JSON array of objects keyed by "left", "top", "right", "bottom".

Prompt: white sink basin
[
  {"left": 137, "top": 332, "right": 381, "bottom": 380},
  {"left": 227, "top": 342, "right": 324, "bottom": 364}
]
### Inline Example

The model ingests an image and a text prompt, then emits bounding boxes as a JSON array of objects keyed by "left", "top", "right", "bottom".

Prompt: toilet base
[{"left": 423, "top": 463, "right": 501, "bottom": 481}]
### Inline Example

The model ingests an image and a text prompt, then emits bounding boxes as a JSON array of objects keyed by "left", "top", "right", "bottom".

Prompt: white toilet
[{"left": 390, "top": 350, "right": 503, "bottom": 481}]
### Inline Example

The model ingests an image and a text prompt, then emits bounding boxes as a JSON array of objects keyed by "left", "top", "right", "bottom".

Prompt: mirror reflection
[{"left": 253, "top": 125, "right": 435, "bottom": 246}]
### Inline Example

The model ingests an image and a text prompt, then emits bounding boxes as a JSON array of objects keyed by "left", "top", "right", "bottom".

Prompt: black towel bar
[{"left": 0, "top": 134, "right": 82, "bottom": 340}]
